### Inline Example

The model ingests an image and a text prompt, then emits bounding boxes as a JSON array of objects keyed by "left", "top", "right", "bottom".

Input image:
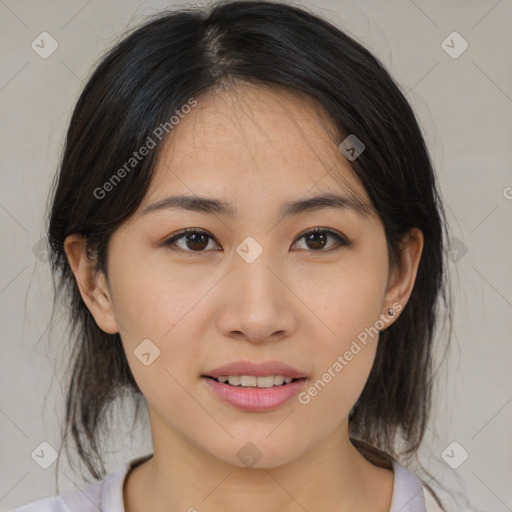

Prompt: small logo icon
[
  {"left": 237, "top": 442, "right": 262, "bottom": 467},
  {"left": 236, "top": 236, "right": 263, "bottom": 263},
  {"left": 31, "top": 441, "right": 58, "bottom": 469},
  {"left": 338, "top": 134, "right": 365, "bottom": 161},
  {"left": 441, "top": 32, "right": 468, "bottom": 59},
  {"left": 134, "top": 338, "right": 161, "bottom": 366},
  {"left": 441, "top": 441, "right": 469, "bottom": 469},
  {"left": 447, "top": 237, "right": 468, "bottom": 263},
  {"left": 31, "top": 32, "right": 59, "bottom": 59},
  {"left": 503, "top": 186, "right": 512, "bottom": 200},
  {"left": 32, "top": 237, "right": 49, "bottom": 262}
]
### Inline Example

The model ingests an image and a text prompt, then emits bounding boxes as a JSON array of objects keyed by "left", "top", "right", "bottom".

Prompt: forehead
[{"left": 143, "top": 83, "right": 372, "bottom": 212}]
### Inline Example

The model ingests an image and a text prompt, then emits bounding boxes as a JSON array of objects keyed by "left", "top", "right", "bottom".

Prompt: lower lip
[{"left": 201, "top": 377, "right": 307, "bottom": 412}]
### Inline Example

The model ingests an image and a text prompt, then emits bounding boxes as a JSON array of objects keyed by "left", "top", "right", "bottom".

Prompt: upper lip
[{"left": 203, "top": 360, "right": 307, "bottom": 379}]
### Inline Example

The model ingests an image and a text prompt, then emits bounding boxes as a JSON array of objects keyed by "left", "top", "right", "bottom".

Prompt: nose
[{"left": 215, "top": 245, "right": 297, "bottom": 344}]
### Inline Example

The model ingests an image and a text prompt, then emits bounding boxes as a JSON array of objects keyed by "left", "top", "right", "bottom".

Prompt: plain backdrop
[{"left": 0, "top": 0, "right": 511, "bottom": 511}]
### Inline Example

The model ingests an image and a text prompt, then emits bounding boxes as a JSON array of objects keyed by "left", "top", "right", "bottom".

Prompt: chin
[{"left": 204, "top": 436, "right": 305, "bottom": 470}]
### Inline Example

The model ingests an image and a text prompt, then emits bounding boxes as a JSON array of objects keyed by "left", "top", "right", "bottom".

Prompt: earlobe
[
  {"left": 63, "top": 234, "right": 119, "bottom": 334},
  {"left": 383, "top": 228, "right": 424, "bottom": 320}
]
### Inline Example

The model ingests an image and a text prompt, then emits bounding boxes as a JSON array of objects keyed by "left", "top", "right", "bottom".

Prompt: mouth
[
  {"left": 201, "top": 373, "right": 308, "bottom": 412},
  {"left": 201, "top": 360, "right": 308, "bottom": 411},
  {"left": 203, "top": 375, "right": 304, "bottom": 388}
]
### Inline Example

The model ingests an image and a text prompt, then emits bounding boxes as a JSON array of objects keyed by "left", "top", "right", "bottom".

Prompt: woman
[{"left": 12, "top": 1, "right": 453, "bottom": 510}]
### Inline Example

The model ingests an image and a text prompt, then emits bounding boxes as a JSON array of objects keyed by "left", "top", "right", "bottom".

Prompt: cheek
[
  {"left": 297, "top": 348, "right": 376, "bottom": 442},
  {"left": 291, "top": 245, "right": 387, "bottom": 419},
  {"left": 106, "top": 256, "right": 211, "bottom": 400},
  {"left": 297, "top": 249, "right": 388, "bottom": 346},
  {"left": 297, "top": 296, "right": 381, "bottom": 430},
  {"left": 108, "top": 254, "right": 205, "bottom": 341}
]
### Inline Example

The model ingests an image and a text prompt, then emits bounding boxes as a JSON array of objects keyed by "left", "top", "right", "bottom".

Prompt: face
[{"left": 69, "top": 84, "right": 416, "bottom": 469}]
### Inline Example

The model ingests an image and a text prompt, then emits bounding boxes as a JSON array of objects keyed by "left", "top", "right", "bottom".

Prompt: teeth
[
  {"left": 216, "top": 375, "right": 296, "bottom": 387},
  {"left": 240, "top": 375, "right": 258, "bottom": 387},
  {"left": 227, "top": 375, "right": 240, "bottom": 386}
]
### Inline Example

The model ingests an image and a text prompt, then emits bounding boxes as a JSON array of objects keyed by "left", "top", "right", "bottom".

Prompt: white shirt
[{"left": 9, "top": 454, "right": 444, "bottom": 511}]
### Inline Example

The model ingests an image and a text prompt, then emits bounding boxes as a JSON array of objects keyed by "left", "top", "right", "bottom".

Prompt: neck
[{"left": 124, "top": 413, "right": 394, "bottom": 512}]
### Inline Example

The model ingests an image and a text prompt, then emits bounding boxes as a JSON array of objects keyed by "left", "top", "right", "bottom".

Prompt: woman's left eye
[
  {"left": 292, "top": 228, "right": 350, "bottom": 252},
  {"left": 162, "top": 227, "right": 350, "bottom": 255}
]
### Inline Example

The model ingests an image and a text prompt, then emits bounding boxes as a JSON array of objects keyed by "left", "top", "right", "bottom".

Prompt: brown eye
[
  {"left": 293, "top": 228, "right": 350, "bottom": 252},
  {"left": 163, "top": 227, "right": 351, "bottom": 256},
  {"left": 163, "top": 229, "right": 219, "bottom": 253},
  {"left": 303, "top": 231, "right": 329, "bottom": 250},
  {"left": 181, "top": 232, "right": 210, "bottom": 251}
]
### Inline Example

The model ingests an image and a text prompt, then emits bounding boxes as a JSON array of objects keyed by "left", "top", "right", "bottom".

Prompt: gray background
[{"left": 1, "top": 0, "right": 511, "bottom": 510}]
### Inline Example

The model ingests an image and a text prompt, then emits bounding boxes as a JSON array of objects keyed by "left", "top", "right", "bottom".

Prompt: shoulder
[
  {"left": 7, "top": 495, "right": 71, "bottom": 512},
  {"left": 390, "top": 459, "right": 446, "bottom": 512},
  {"left": 6, "top": 455, "right": 151, "bottom": 512},
  {"left": 6, "top": 477, "right": 106, "bottom": 512}
]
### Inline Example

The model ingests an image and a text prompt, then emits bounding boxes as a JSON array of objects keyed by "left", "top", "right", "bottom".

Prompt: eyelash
[{"left": 162, "top": 227, "right": 351, "bottom": 257}]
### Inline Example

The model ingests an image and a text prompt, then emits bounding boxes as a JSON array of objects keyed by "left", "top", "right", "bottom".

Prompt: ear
[
  {"left": 383, "top": 227, "right": 424, "bottom": 320},
  {"left": 63, "top": 233, "right": 119, "bottom": 334}
]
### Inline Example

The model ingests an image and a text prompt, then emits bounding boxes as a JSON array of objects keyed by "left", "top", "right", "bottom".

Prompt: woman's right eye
[
  {"left": 162, "top": 227, "right": 351, "bottom": 256},
  {"left": 162, "top": 229, "right": 219, "bottom": 255}
]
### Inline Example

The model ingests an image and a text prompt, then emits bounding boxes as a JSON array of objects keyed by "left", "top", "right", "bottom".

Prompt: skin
[{"left": 64, "top": 83, "right": 423, "bottom": 512}]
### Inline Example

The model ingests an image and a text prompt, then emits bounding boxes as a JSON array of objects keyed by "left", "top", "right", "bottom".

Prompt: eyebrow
[{"left": 141, "top": 192, "right": 372, "bottom": 218}]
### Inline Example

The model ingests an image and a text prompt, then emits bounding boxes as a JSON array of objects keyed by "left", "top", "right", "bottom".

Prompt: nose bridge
[
  {"left": 234, "top": 234, "right": 282, "bottom": 311},
  {"left": 217, "top": 234, "right": 293, "bottom": 341}
]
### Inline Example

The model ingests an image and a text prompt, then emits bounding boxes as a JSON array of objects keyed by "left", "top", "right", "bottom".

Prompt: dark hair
[{"left": 47, "top": 0, "right": 452, "bottom": 508}]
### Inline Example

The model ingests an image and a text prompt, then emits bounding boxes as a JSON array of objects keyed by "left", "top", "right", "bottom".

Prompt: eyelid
[
  {"left": 161, "top": 226, "right": 352, "bottom": 255},
  {"left": 292, "top": 226, "right": 351, "bottom": 253},
  {"left": 161, "top": 228, "right": 220, "bottom": 255}
]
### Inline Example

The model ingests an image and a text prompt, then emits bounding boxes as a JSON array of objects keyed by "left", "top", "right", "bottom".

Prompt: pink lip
[
  {"left": 202, "top": 376, "right": 307, "bottom": 412},
  {"left": 203, "top": 360, "right": 307, "bottom": 379}
]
